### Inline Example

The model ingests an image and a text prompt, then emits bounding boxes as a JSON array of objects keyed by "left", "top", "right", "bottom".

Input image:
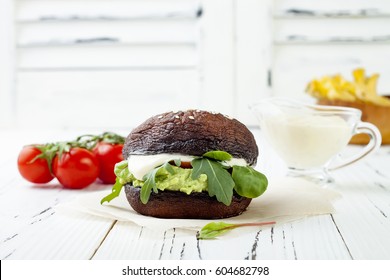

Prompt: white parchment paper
[{"left": 57, "top": 177, "right": 340, "bottom": 231}]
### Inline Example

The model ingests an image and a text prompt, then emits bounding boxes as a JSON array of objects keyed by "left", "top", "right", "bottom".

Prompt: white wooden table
[{"left": 1, "top": 128, "right": 390, "bottom": 260}]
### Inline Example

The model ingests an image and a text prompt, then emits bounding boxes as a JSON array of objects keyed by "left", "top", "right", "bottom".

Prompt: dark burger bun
[
  {"left": 123, "top": 110, "right": 259, "bottom": 166},
  {"left": 125, "top": 184, "right": 252, "bottom": 219}
]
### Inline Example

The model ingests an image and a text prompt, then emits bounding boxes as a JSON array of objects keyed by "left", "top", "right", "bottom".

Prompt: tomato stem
[{"left": 29, "top": 132, "right": 125, "bottom": 176}]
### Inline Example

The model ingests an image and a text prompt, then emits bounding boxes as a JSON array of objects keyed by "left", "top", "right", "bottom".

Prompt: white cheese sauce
[
  {"left": 262, "top": 114, "right": 351, "bottom": 169},
  {"left": 127, "top": 153, "right": 248, "bottom": 180}
]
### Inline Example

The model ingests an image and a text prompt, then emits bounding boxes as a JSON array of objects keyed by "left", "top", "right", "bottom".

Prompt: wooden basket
[{"left": 317, "top": 97, "right": 390, "bottom": 145}]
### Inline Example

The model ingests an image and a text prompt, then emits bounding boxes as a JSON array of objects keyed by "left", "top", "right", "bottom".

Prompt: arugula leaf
[
  {"left": 101, "top": 160, "right": 132, "bottom": 204},
  {"left": 101, "top": 151, "right": 269, "bottom": 207},
  {"left": 173, "top": 159, "right": 181, "bottom": 167},
  {"left": 203, "top": 150, "right": 232, "bottom": 161},
  {"left": 232, "top": 166, "right": 268, "bottom": 198},
  {"left": 197, "top": 221, "right": 276, "bottom": 240},
  {"left": 101, "top": 178, "right": 124, "bottom": 204},
  {"left": 141, "top": 168, "right": 160, "bottom": 204},
  {"left": 161, "top": 161, "right": 175, "bottom": 175},
  {"left": 140, "top": 162, "right": 176, "bottom": 204},
  {"left": 191, "top": 158, "right": 234, "bottom": 206},
  {"left": 114, "top": 160, "right": 132, "bottom": 183}
]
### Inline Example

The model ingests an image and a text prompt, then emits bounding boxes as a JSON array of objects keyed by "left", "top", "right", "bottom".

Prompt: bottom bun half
[{"left": 124, "top": 184, "right": 252, "bottom": 219}]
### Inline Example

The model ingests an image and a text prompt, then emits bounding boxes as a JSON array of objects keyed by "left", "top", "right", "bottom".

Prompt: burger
[{"left": 101, "top": 110, "right": 268, "bottom": 219}]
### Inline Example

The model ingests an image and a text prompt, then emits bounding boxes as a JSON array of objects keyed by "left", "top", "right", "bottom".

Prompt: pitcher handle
[{"left": 328, "top": 122, "right": 381, "bottom": 171}]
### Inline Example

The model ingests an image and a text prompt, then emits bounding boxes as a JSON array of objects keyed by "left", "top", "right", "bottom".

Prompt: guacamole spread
[
  {"left": 132, "top": 165, "right": 208, "bottom": 194},
  {"left": 101, "top": 151, "right": 268, "bottom": 206}
]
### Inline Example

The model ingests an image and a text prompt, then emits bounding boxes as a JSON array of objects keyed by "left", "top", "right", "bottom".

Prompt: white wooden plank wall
[
  {"left": 0, "top": 0, "right": 15, "bottom": 127},
  {"left": 235, "top": 0, "right": 272, "bottom": 125},
  {"left": 194, "top": 0, "right": 271, "bottom": 126},
  {"left": 2, "top": 0, "right": 272, "bottom": 128},
  {"left": 13, "top": 0, "right": 202, "bottom": 128},
  {"left": 272, "top": 0, "right": 390, "bottom": 99},
  {"left": 5, "top": 0, "right": 389, "bottom": 128}
]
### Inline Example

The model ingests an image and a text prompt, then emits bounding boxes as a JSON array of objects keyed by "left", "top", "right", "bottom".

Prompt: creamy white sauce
[
  {"left": 127, "top": 153, "right": 248, "bottom": 180},
  {"left": 226, "top": 158, "right": 247, "bottom": 167},
  {"left": 262, "top": 114, "right": 351, "bottom": 169}
]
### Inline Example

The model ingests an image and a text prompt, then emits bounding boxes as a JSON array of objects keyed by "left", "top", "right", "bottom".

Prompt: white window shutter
[
  {"left": 272, "top": 0, "right": 390, "bottom": 100},
  {"left": 1, "top": 0, "right": 273, "bottom": 128},
  {"left": 14, "top": 0, "right": 203, "bottom": 128},
  {"left": 0, "top": 0, "right": 15, "bottom": 127}
]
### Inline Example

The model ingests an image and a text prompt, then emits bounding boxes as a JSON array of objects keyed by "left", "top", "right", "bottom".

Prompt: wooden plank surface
[
  {"left": 0, "top": 168, "right": 115, "bottom": 259},
  {"left": 1, "top": 129, "right": 389, "bottom": 260},
  {"left": 331, "top": 149, "right": 390, "bottom": 259}
]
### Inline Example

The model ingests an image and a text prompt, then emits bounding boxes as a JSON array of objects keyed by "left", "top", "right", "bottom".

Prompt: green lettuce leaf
[
  {"left": 202, "top": 150, "right": 232, "bottom": 161},
  {"left": 101, "top": 160, "right": 132, "bottom": 204},
  {"left": 140, "top": 162, "right": 175, "bottom": 204},
  {"left": 197, "top": 221, "right": 276, "bottom": 240},
  {"left": 232, "top": 166, "right": 268, "bottom": 198},
  {"left": 101, "top": 150, "right": 269, "bottom": 207}
]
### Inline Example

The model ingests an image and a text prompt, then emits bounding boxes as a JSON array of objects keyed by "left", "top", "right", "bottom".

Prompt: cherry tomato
[
  {"left": 52, "top": 148, "right": 99, "bottom": 189},
  {"left": 93, "top": 142, "right": 124, "bottom": 184},
  {"left": 180, "top": 161, "right": 192, "bottom": 169},
  {"left": 17, "top": 146, "right": 54, "bottom": 184}
]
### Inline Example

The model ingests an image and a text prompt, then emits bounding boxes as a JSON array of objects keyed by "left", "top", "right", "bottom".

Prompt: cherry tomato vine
[{"left": 17, "top": 132, "right": 125, "bottom": 188}]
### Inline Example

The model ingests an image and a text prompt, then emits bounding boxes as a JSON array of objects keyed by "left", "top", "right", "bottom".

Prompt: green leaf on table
[
  {"left": 191, "top": 158, "right": 234, "bottom": 206},
  {"left": 197, "top": 222, "right": 235, "bottom": 239},
  {"left": 197, "top": 221, "right": 276, "bottom": 240},
  {"left": 232, "top": 166, "right": 268, "bottom": 198}
]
